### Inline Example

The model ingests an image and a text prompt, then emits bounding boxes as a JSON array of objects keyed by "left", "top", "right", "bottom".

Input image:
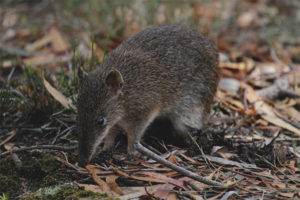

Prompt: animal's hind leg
[
  {"left": 168, "top": 105, "right": 205, "bottom": 145},
  {"left": 169, "top": 115, "right": 189, "bottom": 136},
  {"left": 168, "top": 114, "right": 194, "bottom": 146}
]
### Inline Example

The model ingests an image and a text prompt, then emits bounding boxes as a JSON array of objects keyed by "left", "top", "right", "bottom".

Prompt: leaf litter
[{"left": 0, "top": 1, "right": 300, "bottom": 199}]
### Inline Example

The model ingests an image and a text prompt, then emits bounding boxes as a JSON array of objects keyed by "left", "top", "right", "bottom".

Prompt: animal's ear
[
  {"left": 77, "top": 67, "right": 87, "bottom": 83},
  {"left": 105, "top": 70, "right": 124, "bottom": 95}
]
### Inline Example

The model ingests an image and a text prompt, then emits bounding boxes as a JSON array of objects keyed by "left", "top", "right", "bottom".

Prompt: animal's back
[
  {"left": 110, "top": 25, "right": 217, "bottom": 111},
  {"left": 97, "top": 24, "right": 219, "bottom": 127}
]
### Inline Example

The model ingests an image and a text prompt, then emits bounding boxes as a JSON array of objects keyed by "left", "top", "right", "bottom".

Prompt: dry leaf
[
  {"left": 166, "top": 192, "right": 178, "bottom": 200},
  {"left": 25, "top": 35, "right": 52, "bottom": 51},
  {"left": 219, "top": 61, "right": 253, "bottom": 72},
  {"left": 242, "top": 83, "right": 300, "bottom": 136},
  {"left": 152, "top": 183, "right": 175, "bottom": 199},
  {"left": 49, "top": 27, "right": 70, "bottom": 53},
  {"left": 23, "top": 53, "right": 70, "bottom": 67},
  {"left": 135, "top": 171, "right": 188, "bottom": 189},
  {"left": 106, "top": 175, "right": 124, "bottom": 195},
  {"left": 118, "top": 185, "right": 162, "bottom": 200},
  {"left": 4, "top": 142, "right": 17, "bottom": 151},
  {"left": 0, "top": 129, "right": 17, "bottom": 146},
  {"left": 251, "top": 171, "right": 279, "bottom": 181},
  {"left": 43, "top": 77, "right": 76, "bottom": 110},
  {"left": 167, "top": 152, "right": 179, "bottom": 165},
  {"left": 237, "top": 11, "right": 257, "bottom": 28},
  {"left": 86, "top": 165, "right": 117, "bottom": 196},
  {"left": 278, "top": 192, "right": 294, "bottom": 198}
]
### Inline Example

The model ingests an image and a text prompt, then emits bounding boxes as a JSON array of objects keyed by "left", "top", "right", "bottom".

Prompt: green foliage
[
  {"left": 22, "top": 186, "right": 111, "bottom": 200},
  {"left": 0, "top": 193, "right": 9, "bottom": 200},
  {"left": 0, "top": 175, "right": 22, "bottom": 198}
]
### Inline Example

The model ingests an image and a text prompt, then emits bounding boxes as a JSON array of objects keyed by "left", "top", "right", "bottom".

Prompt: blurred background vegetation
[{"left": 1, "top": 0, "right": 300, "bottom": 45}]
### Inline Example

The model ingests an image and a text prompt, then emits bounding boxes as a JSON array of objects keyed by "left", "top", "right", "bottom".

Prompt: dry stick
[
  {"left": 0, "top": 145, "right": 77, "bottom": 158},
  {"left": 134, "top": 143, "right": 227, "bottom": 188}
]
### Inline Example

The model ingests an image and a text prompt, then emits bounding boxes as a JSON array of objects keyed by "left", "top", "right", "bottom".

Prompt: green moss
[
  {"left": 0, "top": 151, "right": 76, "bottom": 198},
  {"left": 18, "top": 152, "right": 60, "bottom": 180},
  {"left": 22, "top": 187, "right": 114, "bottom": 200},
  {"left": 0, "top": 156, "right": 16, "bottom": 176},
  {"left": 0, "top": 175, "right": 22, "bottom": 196}
]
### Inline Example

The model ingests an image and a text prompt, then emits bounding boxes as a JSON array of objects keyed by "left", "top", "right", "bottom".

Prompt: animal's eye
[{"left": 97, "top": 116, "right": 107, "bottom": 126}]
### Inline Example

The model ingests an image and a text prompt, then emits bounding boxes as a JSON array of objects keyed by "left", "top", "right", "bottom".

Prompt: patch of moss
[
  {"left": 0, "top": 175, "right": 22, "bottom": 196},
  {"left": 0, "top": 156, "right": 17, "bottom": 176},
  {"left": 22, "top": 187, "right": 114, "bottom": 200},
  {"left": 19, "top": 151, "right": 61, "bottom": 180},
  {"left": 40, "top": 170, "right": 71, "bottom": 188},
  {"left": 0, "top": 151, "right": 77, "bottom": 198}
]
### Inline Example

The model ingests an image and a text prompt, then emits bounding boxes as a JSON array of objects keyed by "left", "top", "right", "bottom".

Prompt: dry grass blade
[
  {"left": 43, "top": 76, "right": 76, "bottom": 110},
  {"left": 0, "top": 129, "right": 17, "bottom": 147}
]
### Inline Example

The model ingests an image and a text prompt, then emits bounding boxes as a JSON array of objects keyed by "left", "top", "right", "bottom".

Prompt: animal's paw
[{"left": 127, "top": 145, "right": 147, "bottom": 160}]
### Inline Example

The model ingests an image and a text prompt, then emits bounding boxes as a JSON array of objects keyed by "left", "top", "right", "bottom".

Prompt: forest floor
[{"left": 0, "top": 1, "right": 300, "bottom": 199}]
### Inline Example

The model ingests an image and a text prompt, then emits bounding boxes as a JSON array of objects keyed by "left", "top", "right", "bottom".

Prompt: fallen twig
[
  {"left": 0, "top": 144, "right": 77, "bottom": 158},
  {"left": 0, "top": 44, "right": 38, "bottom": 57},
  {"left": 134, "top": 143, "right": 227, "bottom": 188},
  {"left": 256, "top": 77, "right": 299, "bottom": 100}
]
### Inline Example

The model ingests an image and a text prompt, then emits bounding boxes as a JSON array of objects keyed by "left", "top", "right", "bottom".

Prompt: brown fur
[{"left": 77, "top": 24, "right": 220, "bottom": 166}]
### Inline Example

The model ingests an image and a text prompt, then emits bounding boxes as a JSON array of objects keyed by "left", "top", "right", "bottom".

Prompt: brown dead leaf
[
  {"left": 49, "top": 27, "right": 70, "bottom": 53},
  {"left": 271, "top": 180, "right": 288, "bottom": 190},
  {"left": 242, "top": 83, "right": 300, "bottom": 136},
  {"left": 43, "top": 77, "right": 76, "bottom": 110},
  {"left": 86, "top": 165, "right": 117, "bottom": 196},
  {"left": 217, "top": 151, "right": 237, "bottom": 160},
  {"left": 112, "top": 167, "right": 187, "bottom": 190},
  {"left": 23, "top": 53, "right": 70, "bottom": 67},
  {"left": 178, "top": 152, "right": 198, "bottom": 164},
  {"left": 167, "top": 152, "right": 179, "bottom": 165},
  {"left": 4, "top": 142, "right": 17, "bottom": 151},
  {"left": 0, "top": 129, "right": 17, "bottom": 146},
  {"left": 251, "top": 170, "right": 279, "bottom": 181},
  {"left": 256, "top": 119, "right": 269, "bottom": 126},
  {"left": 118, "top": 184, "right": 162, "bottom": 200},
  {"left": 2, "top": 60, "right": 14, "bottom": 68},
  {"left": 284, "top": 107, "right": 300, "bottom": 121},
  {"left": 117, "top": 187, "right": 147, "bottom": 200},
  {"left": 237, "top": 10, "right": 257, "bottom": 28},
  {"left": 219, "top": 60, "right": 254, "bottom": 72},
  {"left": 166, "top": 192, "right": 178, "bottom": 200},
  {"left": 278, "top": 192, "right": 294, "bottom": 198},
  {"left": 106, "top": 175, "right": 124, "bottom": 195},
  {"left": 226, "top": 98, "right": 245, "bottom": 110},
  {"left": 25, "top": 35, "right": 52, "bottom": 52},
  {"left": 135, "top": 171, "right": 188, "bottom": 190},
  {"left": 152, "top": 183, "right": 175, "bottom": 199}
]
